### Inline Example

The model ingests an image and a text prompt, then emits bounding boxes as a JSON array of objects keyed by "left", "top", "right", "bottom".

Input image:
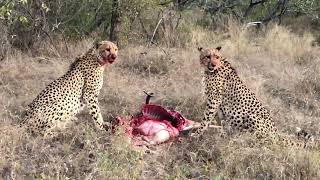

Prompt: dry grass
[
  {"left": 1, "top": 22, "right": 320, "bottom": 179},
  {"left": 261, "top": 25, "right": 317, "bottom": 64}
]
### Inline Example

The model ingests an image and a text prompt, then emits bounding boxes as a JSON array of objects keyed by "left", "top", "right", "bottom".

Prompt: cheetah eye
[
  {"left": 215, "top": 55, "right": 220, "bottom": 58},
  {"left": 206, "top": 55, "right": 211, "bottom": 59},
  {"left": 106, "top": 48, "right": 111, "bottom": 52}
]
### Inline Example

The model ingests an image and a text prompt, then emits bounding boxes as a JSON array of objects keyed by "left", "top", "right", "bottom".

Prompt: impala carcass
[{"left": 114, "top": 92, "right": 201, "bottom": 145}]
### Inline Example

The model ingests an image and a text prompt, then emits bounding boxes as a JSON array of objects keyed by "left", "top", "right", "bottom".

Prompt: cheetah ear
[
  {"left": 198, "top": 47, "right": 204, "bottom": 52},
  {"left": 216, "top": 46, "right": 222, "bottom": 51},
  {"left": 93, "top": 39, "right": 102, "bottom": 49}
]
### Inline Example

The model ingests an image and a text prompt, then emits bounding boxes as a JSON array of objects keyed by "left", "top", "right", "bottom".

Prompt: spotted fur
[
  {"left": 194, "top": 46, "right": 316, "bottom": 148},
  {"left": 20, "top": 40, "right": 118, "bottom": 136}
]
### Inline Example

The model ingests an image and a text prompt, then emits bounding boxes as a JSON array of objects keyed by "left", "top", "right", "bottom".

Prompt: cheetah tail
[
  {"left": 296, "top": 127, "right": 320, "bottom": 150},
  {"left": 295, "top": 127, "right": 314, "bottom": 142},
  {"left": 277, "top": 134, "right": 307, "bottom": 148}
]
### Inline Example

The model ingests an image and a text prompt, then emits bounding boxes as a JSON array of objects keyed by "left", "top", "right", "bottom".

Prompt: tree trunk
[
  {"left": 110, "top": 0, "right": 120, "bottom": 45},
  {"left": 0, "top": 21, "right": 10, "bottom": 61}
]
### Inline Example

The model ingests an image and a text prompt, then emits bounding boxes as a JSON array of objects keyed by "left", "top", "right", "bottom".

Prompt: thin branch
[
  {"left": 159, "top": 0, "right": 174, "bottom": 6},
  {"left": 18, "top": 3, "right": 61, "bottom": 56},
  {"left": 40, "top": 28, "right": 61, "bottom": 56},
  {"left": 147, "top": 10, "right": 171, "bottom": 47},
  {"left": 138, "top": 14, "right": 150, "bottom": 40},
  {"left": 244, "top": 0, "right": 266, "bottom": 17},
  {"left": 174, "top": 12, "right": 182, "bottom": 30},
  {"left": 262, "top": 0, "right": 286, "bottom": 23},
  {"left": 52, "top": 26, "right": 69, "bottom": 54}
]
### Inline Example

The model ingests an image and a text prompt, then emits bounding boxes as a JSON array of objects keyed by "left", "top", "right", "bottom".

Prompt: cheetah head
[
  {"left": 95, "top": 40, "right": 118, "bottom": 65},
  {"left": 198, "top": 46, "right": 222, "bottom": 72}
]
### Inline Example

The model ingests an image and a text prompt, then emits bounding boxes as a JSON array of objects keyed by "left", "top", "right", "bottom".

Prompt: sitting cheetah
[
  {"left": 20, "top": 40, "right": 118, "bottom": 135},
  {"left": 194, "top": 46, "right": 316, "bottom": 148}
]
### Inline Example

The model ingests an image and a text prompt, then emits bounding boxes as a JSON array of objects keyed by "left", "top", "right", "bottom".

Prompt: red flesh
[{"left": 115, "top": 104, "right": 199, "bottom": 145}]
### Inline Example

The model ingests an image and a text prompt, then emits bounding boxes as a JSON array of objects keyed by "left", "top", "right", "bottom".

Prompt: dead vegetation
[{"left": 1, "top": 23, "right": 320, "bottom": 179}]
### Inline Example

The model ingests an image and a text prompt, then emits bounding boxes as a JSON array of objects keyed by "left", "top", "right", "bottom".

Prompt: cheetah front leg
[
  {"left": 79, "top": 98, "right": 86, "bottom": 112},
  {"left": 83, "top": 88, "right": 106, "bottom": 131},
  {"left": 192, "top": 95, "right": 223, "bottom": 137}
]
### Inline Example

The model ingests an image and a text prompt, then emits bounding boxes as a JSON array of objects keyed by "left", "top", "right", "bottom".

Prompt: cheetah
[
  {"left": 194, "top": 46, "right": 317, "bottom": 148},
  {"left": 20, "top": 40, "right": 118, "bottom": 135}
]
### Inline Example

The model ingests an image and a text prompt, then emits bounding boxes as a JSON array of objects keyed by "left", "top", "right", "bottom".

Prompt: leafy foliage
[{"left": 0, "top": 0, "right": 319, "bottom": 50}]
